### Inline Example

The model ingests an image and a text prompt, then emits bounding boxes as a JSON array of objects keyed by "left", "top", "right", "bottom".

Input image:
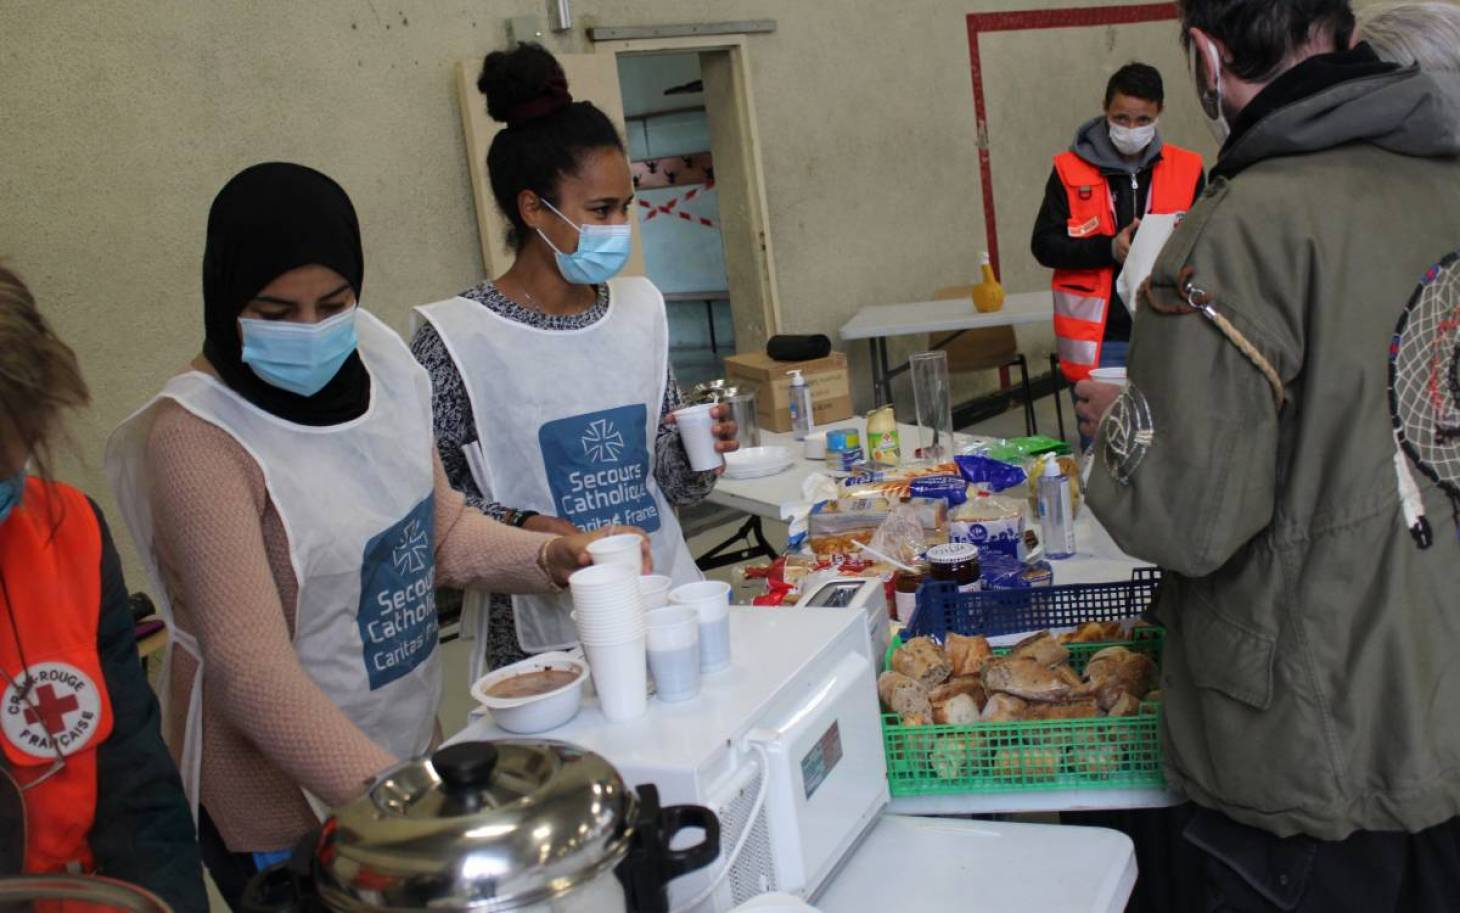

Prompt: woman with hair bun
[{"left": 413, "top": 43, "right": 738, "bottom": 676}]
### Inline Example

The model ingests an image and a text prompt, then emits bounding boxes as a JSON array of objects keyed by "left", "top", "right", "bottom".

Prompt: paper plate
[{"left": 723, "top": 445, "right": 794, "bottom": 479}]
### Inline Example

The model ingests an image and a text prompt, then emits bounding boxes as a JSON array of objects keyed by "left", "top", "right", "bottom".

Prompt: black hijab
[{"left": 202, "top": 162, "right": 371, "bottom": 426}]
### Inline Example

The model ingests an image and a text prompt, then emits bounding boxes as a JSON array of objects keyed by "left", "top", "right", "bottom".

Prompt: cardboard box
[{"left": 724, "top": 351, "right": 853, "bottom": 432}]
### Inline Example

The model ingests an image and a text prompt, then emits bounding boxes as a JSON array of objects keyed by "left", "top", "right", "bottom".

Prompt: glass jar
[
  {"left": 892, "top": 563, "right": 928, "bottom": 623},
  {"left": 926, "top": 543, "right": 982, "bottom": 594}
]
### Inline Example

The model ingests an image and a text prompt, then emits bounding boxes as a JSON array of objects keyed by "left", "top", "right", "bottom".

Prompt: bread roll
[
  {"left": 1083, "top": 647, "right": 1157, "bottom": 710},
  {"left": 994, "top": 747, "right": 1059, "bottom": 781},
  {"left": 929, "top": 675, "right": 986, "bottom": 711},
  {"left": 1008, "top": 631, "right": 1069, "bottom": 667},
  {"left": 945, "top": 633, "right": 993, "bottom": 677},
  {"left": 1107, "top": 692, "right": 1142, "bottom": 717},
  {"left": 891, "top": 637, "right": 953, "bottom": 689},
  {"left": 931, "top": 736, "right": 976, "bottom": 780},
  {"left": 978, "top": 692, "right": 1028, "bottom": 722},
  {"left": 981, "top": 656, "right": 1075, "bottom": 703},
  {"left": 878, "top": 671, "right": 931, "bottom": 717},
  {"left": 932, "top": 692, "right": 979, "bottom": 726},
  {"left": 1026, "top": 699, "right": 1101, "bottom": 721},
  {"left": 1068, "top": 745, "right": 1124, "bottom": 780}
]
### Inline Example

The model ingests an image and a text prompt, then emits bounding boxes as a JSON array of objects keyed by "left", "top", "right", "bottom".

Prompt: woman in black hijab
[
  {"left": 200, "top": 161, "right": 373, "bottom": 426},
  {"left": 106, "top": 162, "right": 647, "bottom": 908}
]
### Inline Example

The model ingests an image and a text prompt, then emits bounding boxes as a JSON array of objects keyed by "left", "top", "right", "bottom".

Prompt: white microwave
[{"left": 455, "top": 606, "right": 889, "bottom": 911}]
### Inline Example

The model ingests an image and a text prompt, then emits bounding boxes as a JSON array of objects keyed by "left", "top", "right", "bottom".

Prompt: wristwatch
[{"left": 510, "top": 510, "right": 540, "bottom": 528}]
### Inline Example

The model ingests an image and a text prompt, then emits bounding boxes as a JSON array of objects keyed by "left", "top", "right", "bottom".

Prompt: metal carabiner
[{"left": 1182, "top": 279, "right": 1219, "bottom": 322}]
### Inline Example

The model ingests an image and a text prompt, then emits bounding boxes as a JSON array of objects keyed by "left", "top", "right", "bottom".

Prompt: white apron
[
  {"left": 104, "top": 310, "right": 440, "bottom": 823},
  {"left": 415, "top": 277, "right": 700, "bottom": 673}
]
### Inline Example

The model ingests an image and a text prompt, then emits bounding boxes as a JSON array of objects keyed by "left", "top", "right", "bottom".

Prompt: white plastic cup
[
  {"left": 669, "top": 581, "right": 733, "bottom": 673},
  {"left": 568, "top": 564, "right": 643, "bottom": 641},
  {"left": 804, "top": 430, "right": 828, "bottom": 460},
  {"left": 638, "top": 575, "right": 673, "bottom": 610},
  {"left": 646, "top": 606, "right": 701, "bottom": 702},
  {"left": 583, "top": 635, "right": 649, "bottom": 722},
  {"left": 1088, "top": 367, "right": 1129, "bottom": 390},
  {"left": 587, "top": 533, "right": 643, "bottom": 572},
  {"left": 673, "top": 404, "right": 724, "bottom": 472},
  {"left": 571, "top": 610, "right": 644, "bottom": 642}
]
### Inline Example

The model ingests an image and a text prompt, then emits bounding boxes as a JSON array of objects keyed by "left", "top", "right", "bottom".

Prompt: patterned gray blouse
[{"left": 410, "top": 280, "right": 714, "bottom": 669}]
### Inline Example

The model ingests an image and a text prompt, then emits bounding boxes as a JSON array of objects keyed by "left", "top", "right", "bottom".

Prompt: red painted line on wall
[{"left": 966, "top": 3, "right": 1179, "bottom": 276}]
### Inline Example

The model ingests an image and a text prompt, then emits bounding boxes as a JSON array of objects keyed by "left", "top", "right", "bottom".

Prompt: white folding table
[{"left": 838, "top": 290, "right": 1053, "bottom": 406}]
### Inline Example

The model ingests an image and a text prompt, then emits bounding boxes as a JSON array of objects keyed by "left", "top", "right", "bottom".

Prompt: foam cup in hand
[
  {"left": 587, "top": 533, "right": 642, "bottom": 572},
  {"left": 1088, "top": 367, "right": 1129, "bottom": 390},
  {"left": 673, "top": 404, "right": 723, "bottom": 472}
]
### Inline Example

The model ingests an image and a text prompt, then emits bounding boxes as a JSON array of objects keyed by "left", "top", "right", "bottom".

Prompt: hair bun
[{"left": 478, "top": 42, "right": 575, "bottom": 126}]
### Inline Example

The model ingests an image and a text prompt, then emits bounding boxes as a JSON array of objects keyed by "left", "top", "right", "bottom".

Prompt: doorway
[
  {"left": 616, "top": 52, "right": 729, "bottom": 389},
  {"left": 454, "top": 35, "right": 779, "bottom": 387},
  {"left": 596, "top": 35, "right": 781, "bottom": 389}
]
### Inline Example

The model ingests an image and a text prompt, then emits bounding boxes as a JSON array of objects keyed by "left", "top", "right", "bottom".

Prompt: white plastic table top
[
  {"left": 707, "top": 422, "right": 1143, "bottom": 586},
  {"left": 838, "top": 290, "right": 1053, "bottom": 341},
  {"left": 815, "top": 815, "right": 1136, "bottom": 913}
]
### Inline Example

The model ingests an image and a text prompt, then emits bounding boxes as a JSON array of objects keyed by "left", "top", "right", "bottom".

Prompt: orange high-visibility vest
[
  {"left": 1051, "top": 145, "right": 1204, "bottom": 381},
  {"left": 0, "top": 476, "right": 113, "bottom": 875}
]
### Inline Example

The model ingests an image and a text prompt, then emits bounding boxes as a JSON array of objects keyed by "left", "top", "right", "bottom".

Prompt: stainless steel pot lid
[
  {"left": 316, "top": 740, "right": 636, "bottom": 913},
  {"left": 0, "top": 875, "right": 173, "bottom": 913}
]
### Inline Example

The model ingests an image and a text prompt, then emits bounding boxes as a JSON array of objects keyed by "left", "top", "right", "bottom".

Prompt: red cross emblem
[{"left": 22, "top": 683, "right": 80, "bottom": 735}]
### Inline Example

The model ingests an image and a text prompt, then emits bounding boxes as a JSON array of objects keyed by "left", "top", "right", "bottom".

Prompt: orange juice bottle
[{"left": 972, "top": 251, "right": 1005, "bottom": 313}]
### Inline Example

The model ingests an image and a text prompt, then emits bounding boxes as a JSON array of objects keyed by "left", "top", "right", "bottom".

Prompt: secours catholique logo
[
  {"left": 541, "top": 405, "right": 661, "bottom": 534},
  {"left": 2, "top": 661, "right": 103, "bottom": 757},
  {"left": 581, "top": 418, "right": 626, "bottom": 463}
]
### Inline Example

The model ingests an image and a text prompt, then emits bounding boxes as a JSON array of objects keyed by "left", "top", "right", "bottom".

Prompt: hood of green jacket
[{"left": 1219, "top": 66, "right": 1460, "bottom": 177}]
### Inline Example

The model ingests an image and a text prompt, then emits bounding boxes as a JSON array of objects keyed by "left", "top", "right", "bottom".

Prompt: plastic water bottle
[
  {"left": 1037, "top": 457, "right": 1077, "bottom": 559},
  {"left": 787, "top": 369, "right": 814, "bottom": 440}
]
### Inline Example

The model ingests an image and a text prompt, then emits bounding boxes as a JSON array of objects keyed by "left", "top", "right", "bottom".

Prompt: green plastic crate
[{"left": 880, "top": 631, "right": 1166, "bottom": 795}]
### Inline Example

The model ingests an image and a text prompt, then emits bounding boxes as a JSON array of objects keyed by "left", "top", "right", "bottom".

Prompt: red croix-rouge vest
[
  {"left": 0, "top": 477, "right": 113, "bottom": 874},
  {"left": 1050, "top": 144, "right": 1204, "bottom": 381}
]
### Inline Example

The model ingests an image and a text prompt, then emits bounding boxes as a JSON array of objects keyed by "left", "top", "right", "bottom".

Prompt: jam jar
[{"left": 926, "top": 543, "right": 982, "bottom": 594}]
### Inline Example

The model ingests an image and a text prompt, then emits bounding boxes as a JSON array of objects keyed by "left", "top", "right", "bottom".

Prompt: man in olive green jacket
[{"left": 1083, "top": 0, "right": 1460, "bottom": 908}]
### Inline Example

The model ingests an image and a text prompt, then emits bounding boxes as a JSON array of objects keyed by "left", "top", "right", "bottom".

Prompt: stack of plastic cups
[
  {"left": 668, "top": 580, "right": 733, "bottom": 673},
  {"left": 645, "top": 606, "right": 701, "bottom": 702},
  {"left": 638, "top": 575, "right": 673, "bottom": 610},
  {"left": 567, "top": 564, "right": 647, "bottom": 722}
]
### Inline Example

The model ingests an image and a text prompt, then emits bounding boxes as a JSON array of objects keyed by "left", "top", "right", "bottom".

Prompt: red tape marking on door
[{"left": 637, "top": 180, "right": 718, "bottom": 227}]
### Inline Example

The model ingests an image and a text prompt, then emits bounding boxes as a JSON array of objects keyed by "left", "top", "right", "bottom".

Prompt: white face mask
[
  {"left": 1108, "top": 121, "right": 1158, "bottom": 156},
  {"left": 1189, "top": 34, "right": 1231, "bottom": 145}
]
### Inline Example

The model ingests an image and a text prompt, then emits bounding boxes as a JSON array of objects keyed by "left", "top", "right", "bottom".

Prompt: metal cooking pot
[
  {"left": 690, "top": 381, "right": 760, "bottom": 450},
  {"left": 0, "top": 875, "right": 174, "bottom": 913},
  {"left": 242, "top": 741, "right": 719, "bottom": 913}
]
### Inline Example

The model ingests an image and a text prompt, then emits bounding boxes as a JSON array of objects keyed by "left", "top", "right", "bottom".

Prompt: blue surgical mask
[
  {"left": 0, "top": 468, "right": 25, "bottom": 526},
  {"left": 536, "top": 199, "right": 632, "bottom": 285},
  {"left": 239, "top": 307, "right": 359, "bottom": 397}
]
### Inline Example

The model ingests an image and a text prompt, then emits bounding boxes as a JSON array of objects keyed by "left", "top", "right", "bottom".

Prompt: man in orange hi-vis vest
[{"left": 1031, "top": 63, "right": 1205, "bottom": 392}]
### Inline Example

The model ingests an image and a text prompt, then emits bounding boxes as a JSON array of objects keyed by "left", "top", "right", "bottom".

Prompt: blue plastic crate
[{"left": 906, "top": 567, "right": 1162, "bottom": 639}]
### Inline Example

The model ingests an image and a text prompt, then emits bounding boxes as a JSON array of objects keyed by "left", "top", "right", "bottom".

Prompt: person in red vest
[
  {"left": 0, "top": 265, "right": 205, "bottom": 912},
  {"left": 1031, "top": 63, "right": 1205, "bottom": 392}
]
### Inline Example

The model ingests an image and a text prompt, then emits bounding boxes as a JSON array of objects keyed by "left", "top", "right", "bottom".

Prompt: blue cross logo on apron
[{"left": 539, "top": 404, "right": 662, "bottom": 534}]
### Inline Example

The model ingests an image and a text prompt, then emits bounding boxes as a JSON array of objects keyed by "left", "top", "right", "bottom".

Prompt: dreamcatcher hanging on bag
[{"left": 1388, "top": 249, "right": 1460, "bottom": 548}]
